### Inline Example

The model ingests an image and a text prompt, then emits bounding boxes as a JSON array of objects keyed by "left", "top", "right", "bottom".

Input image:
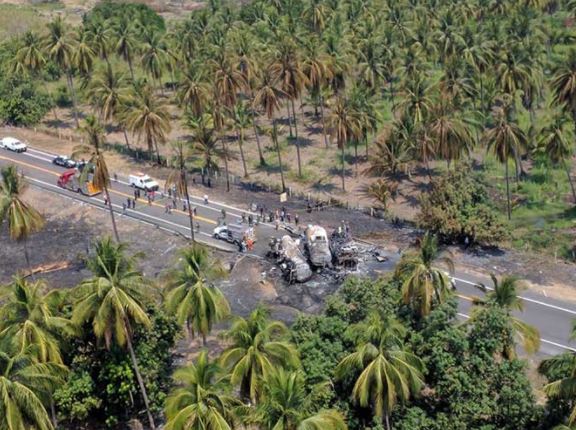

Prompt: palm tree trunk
[
  {"left": 222, "top": 139, "right": 230, "bottom": 192},
  {"left": 127, "top": 54, "right": 135, "bottom": 81},
  {"left": 122, "top": 129, "right": 131, "bottom": 151},
  {"left": 341, "top": 141, "right": 346, "bottom": 191},
  {"left": 252, "top": 117, "right": 266, "bottom": 166},
  {"left": 273, "top": 120, "right": 286, "bottom": 192},
  {"left": 384, "top": 412, "right": 391, "bottom": 430},
  {"left": 23, "top": 239, "right": 34, "bottom": 279},
  {"left": 104, "top": 186, "right": 121, "bottom": 242},
  {"left": 50, "top": 398, "right": 57, "bottom": 428},
  {"left": 285, "top": 100, "right": 293, "bottom": 137},
  {"left": 202, "top": 333, "right": 207, "bottom": 346},
  {"left": 319, "top": 94, "right": 329, "bottom": 149},
  {"left": 182, "top": 170, "right": 195, "bottom": 242},
  {"left": 505, "top": 161, "right": 511, "bottom": 220},
  {"left": 42, "top": 82, "right": 59, "bottom": 123},
  {"left": 291, "top": 99, "right": 303, "bottom": 177},
  {"left": 147, "top": 135, "right": 154, "bottom": 162},
  {"left": 237, "top": 129, "right": 248, "bottom": 178},
  {"left": 354, "top": 139, "right": 359, "bottom": 177},
  {"left": 66, "top": 72, "right": 79, "bottom": 128},
  {"left": 154, "top": 139, "right": 162, "bottom": 165},
  {"left": 565, "top": 161, "right": 576, "bottom": 204},
  {"left": 125, "top": 328, "right": 156, "bottom": 430},
  {"left": 389, "top": 79, "right": 396, "bottom": 112}
]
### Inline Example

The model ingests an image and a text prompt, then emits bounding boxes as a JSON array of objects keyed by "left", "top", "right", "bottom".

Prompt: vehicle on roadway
[
  {"left": 304, "top": 225, "right": 332, "bottom": 267},
  {"left": 213, "top": 224, "right": 256, "bottom": 246},
  {"left": 129, "top": 173, "right": 159, "bottom": 192},
  {"left": 0, "top": 137, "right": 27, "bottom": 153},
  {"left": 57, "top": 168, "right": 102, "bottom": 196},
  {"left": 52, "top": 155, "right": 77, "bottom": 168}
]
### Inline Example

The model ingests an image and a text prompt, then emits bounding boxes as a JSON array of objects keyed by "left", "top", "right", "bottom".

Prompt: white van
[
  {"left": 129, "top": 173, "right": 159, "bottom": 191},
  {"left": 0, "top": 137, "right": 27, "bottom": 153}
]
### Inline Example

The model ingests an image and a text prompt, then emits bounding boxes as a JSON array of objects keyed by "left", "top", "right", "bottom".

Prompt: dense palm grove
[
  {"left": 2, "top": 0, "right": 576, "bottom": 428},
  {"left": 0, "top": 0, "right": 575, "bottom": 251}
]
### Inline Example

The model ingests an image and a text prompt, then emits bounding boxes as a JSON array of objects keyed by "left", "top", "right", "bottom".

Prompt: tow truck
[{"left": 57, "top": 168, "right": 102, "bottom": 196}]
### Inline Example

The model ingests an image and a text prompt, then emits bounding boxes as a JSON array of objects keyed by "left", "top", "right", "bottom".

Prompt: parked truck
[
  {"left": 268, "top": 236, "right": 313, "bottom": 283},
  {"left": 57, "top": 168, "right": 101, "bottom": 196}
]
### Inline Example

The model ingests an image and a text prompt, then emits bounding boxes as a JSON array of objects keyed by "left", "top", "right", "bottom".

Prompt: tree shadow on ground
[
  {"left": 44, "top": 119, "right": 71, "bottom": 129},
  {"left": 311, "top": 181, "right": 338, "bottom": 193},
  {"left": 328, "top": 166, "right": 354, "bottom": 177}
]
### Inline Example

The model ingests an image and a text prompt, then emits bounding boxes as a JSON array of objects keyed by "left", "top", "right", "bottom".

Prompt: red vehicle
[{"left": 57, "top": 169, "right": 101, "bottom": 196}]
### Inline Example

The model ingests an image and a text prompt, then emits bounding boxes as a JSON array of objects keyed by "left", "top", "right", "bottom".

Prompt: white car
[
  {"left": 0, "top": 137, "right": 27, "bottom": 153},
  {"left": 129, "top": 173, "right": 159, "bottom": 192}
]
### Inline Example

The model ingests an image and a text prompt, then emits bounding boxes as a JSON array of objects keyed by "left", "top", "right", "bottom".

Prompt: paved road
[{"left": 1, "top": 146, "right": 575, "bottom": 356}]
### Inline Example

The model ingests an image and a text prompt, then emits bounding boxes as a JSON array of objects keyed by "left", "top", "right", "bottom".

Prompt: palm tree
[
  {"left": 125, "top": 85, "right": 172, "bottom": 163},
  {"left": 253, "top": 67, "right": 287, "bottom": 171},
  {"left": 219, "top": 306, "right": 300, "bottom": 404},
  {"left": 187, "top": 114, "right": 223, "bottom": 180},
  {"left": 255, "top": 368, "right": 347, "bottom": 430},
  {"left": 541, "top": 326, "right": 576, "bottom": 425},
  {"left": 0, "top": 277, "right": 73, "bottom": 364},
  {"left": 264, "top": 122, "right": 288, "bottom": 193},
  {"left": 73, "top": 116, "right": 120, "bottom": 242},
  {"left": 88, "top": 65, "right": 129, "bottom": 131},
  {"left": 212, "top": 54, "right": 247, "bottom": 109},
  {"left": 166, "top": 141, "right": 196, "bottom": 241},
  {"left": 0, "top": 165, "right": 45, "bottom": 272},
  {"left": 177, "top": 66, "right": 210, "bottom": 117},
  {"left": 165, "top": 351, "right": 239, "bottom": 430},
  {"left": 394, "top": 232, "right": 455, "bottom": 317},
  {"left": 271, "top": 41, "right": 309, "bottom": 178},
  {"left": 551, "top": 49, "right": 576, "bottom": 131},
  {"left": 326, "top": 97, "right": 361, "bottom": 191},
  {"left": 85, "top": 18, "right": 113, "bottom": 69},
  {"left": 483, "top": 105, "right": 528, "bottom": 220},
  {"left": 164, "top": 246, "right": 229, "bottom": 346},
  {"left": 229, "top": 101, "right": 252, "bottom": 178},
  {"left": 335, "top": 314, "right": 424, "bottom": 430},
  {"left": 114, "top": 16, "right": 139, "bottom": 80},
  {"left": 472, "top": 274, "right": 540, "bottom": 357},
  {"left": 537, "top": 114, "right": 576, "bottom": 203},
  {"left": 0, "top": 347, "right": 66, "bottom": 430},
  {"left": 140, "top": 28, "right": 168, "bottom": 91},
  {"left": 44, "top": 16, "right": 79, "bottom": 127},
  {"left": 73, "top": 28, "right": 96, "bottom": 80},
  {"left": 72, "top": 238, "right": 157, "bottom": 430}
]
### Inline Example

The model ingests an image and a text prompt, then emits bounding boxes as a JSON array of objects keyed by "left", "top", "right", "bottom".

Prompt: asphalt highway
[{"left": 1, "top": 145, "right": 575, "bottom": 356}]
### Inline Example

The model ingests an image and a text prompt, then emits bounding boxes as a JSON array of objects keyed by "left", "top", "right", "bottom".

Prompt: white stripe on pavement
[{"left": 452, "top": 276, "right": 576, "bottom": 316}]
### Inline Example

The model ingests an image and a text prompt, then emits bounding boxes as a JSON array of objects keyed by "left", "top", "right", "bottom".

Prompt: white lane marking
[
  {"left": 452, "top": 276, "right": 576, "bottom": 316},
  {"left": 457, "top": 312, "right": 576, "bottom": 352},
  {"left": 23, "top": 152, "right": 53, "bottom": 163},
  {"left": 28, "top": 147, "right": 58, "bottom": 157}
]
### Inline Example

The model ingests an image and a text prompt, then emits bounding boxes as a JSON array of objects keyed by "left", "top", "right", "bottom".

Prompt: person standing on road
[
  {"left": 122, "top": 202, "right": 127, "bottom": 213},
  {"left": 204, "top": 194, "right": 209, "bottom": 204},
  {"left": 127, "top": 197, "right": 131, "bottom": 209},
  {"left": 295, "top": 214, "right": 299, "bottom": 226},
  {"left": 195, "top": 222, "right": 200, "bottom": 232},
  {"left": 147, "top": 195, "right": 152, "bottom": 206}
]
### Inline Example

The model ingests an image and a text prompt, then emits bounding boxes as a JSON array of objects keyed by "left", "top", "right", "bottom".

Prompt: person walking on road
[
  {"left": 122, "top": 202, "right": 127, "bottom": 213},
  {"left": 295, "top": 214, "right": 299, "bottom": 226},
  {"left": 204, "top": 194, "right": 209, "bottom": 204},
  {"left": 195, "top": 222, "right": 200, "bottom": 233},
  {"left": 147, "top": 195, "right": 152, "bottom": 206}
]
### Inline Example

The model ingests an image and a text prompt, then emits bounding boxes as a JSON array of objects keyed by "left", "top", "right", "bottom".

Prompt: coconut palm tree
[
  {"left": 335, "top": 314, "right": 424, "bottom": 430},
  {"left": 254, "top": 368, "right": 347, "bottom": 430},
  {"left": 211, "top": 54, "right": 247, "bottom": 109},
  {"left": 114, "top": 16, "right": 139, "bottom": 80},
  {"left": 219, "top": 306, "right": 300, "bottom": 404},
  {"left": 326, "top": 96, "right": 361, "bottom": 191},
  {"left": 85, "top": 18, "right": 114, "bottom": 69},
  {"left": 229, "top": 101, "right": 252, "bottom": 178},
  {"left": 0, "top": 347, "right": 66, "bottom": 430},
  {"left": 177, "top": 66, "right": 210, "bottom": 117},
  {"left": 0, "top": 165, "right": 45, "bottom": 272},
  {"left": 140, "top": 28, "right": 168, "bottom": 91},
  {"left": 187, "top": 113, "right": 223, "bottom": 180},
  {"left": 125, "top": 84, "right": 172, "bottom": 163},
  {"left": 165, "top": 351, "right": 239, "bottom": 430},
  {"left": 44, "top": 16, "right": 79, "bottom": 127},
  {"left": 394, "top": 232, "right": 455, "bottom": 317},
  {"left": 0, "top": 277, "right": 73, "bottom": 364},
  {"left": 164, "top": 246, "right": 229, "bottom": 346},
  {"left": 541, "top": 326, "right": 576, "bottom": 425},
  {"left": 72, "top": 238, "right": 157, "bottom": 430},
  {"left": 482, "top": 105, "right": 528, "bottom": 220},
  {"left": 73, "top": 116, "right": 120, "bottom": 242},
  {"left": 166, "top": 141, "right": 196, "bottom": 241},
  {"left": 427, "top": 102, "right": 475, "bottom": 165},
  {"left": 253, "top": 67, "right": 287, "bottom": 170},
  {"left": 271, "top": 40, "right": 309, "bottom": 177},
  {"left": 551, "top": 49, "right": 576, "bottom": 130},
  {"left": 537, "top": 114, "right": 576, "bottom": 203},
  {"left": 73, "top": 28, "right": 96, "bottom": 80},
  {"left": 88, "top": 65, "right": 129, "bottom": 130},
  {"left": 472, "top": 274, "right": 540, "bottom": 357}
]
